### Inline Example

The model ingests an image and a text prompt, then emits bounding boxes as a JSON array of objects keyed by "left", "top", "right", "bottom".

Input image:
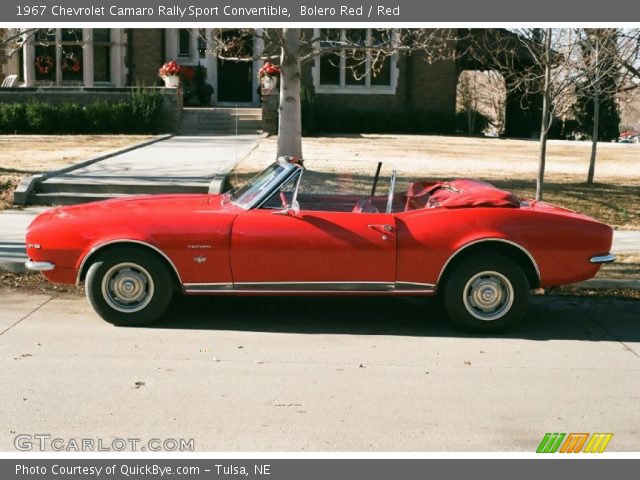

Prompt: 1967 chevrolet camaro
[{"left": 25, "top": 156, "right": 615, "bottom": 331}]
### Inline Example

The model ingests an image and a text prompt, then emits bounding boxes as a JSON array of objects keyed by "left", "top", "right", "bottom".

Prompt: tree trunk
[
  {"left": 276, "top": 28, "right": 303, "bottom": 159},
  {"left": 587, "top": 89, "right": 600, "bottom": 184},
  {"left": 587, "top": 36, "right": 600, "bottom": 185},
  {"left": 536, "top": 29, "right": 552, "bottom": 201}
]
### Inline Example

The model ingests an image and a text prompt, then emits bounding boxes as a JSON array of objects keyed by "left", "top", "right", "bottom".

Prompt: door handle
[{"left": 368, "top": 224, "right": 393, "bottom": 232}]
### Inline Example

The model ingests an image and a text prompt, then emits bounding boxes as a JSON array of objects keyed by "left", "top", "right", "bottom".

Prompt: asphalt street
[{"left": 1, "top": 291, "right": 639, "bottom": 452}]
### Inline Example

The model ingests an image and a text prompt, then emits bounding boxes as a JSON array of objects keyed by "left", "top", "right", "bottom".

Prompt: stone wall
[{"left": 0, "top": 86, "right": 182, "bottom": 132}]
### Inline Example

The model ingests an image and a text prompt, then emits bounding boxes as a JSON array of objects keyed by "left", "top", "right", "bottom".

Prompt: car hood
[{"left": 48, "top": 193, "right": 232, "bottom": 219}]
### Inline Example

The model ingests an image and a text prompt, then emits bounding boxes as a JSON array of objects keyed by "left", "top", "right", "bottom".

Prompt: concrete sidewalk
[{"left": 18, "top": 134, "right": 262, "bottom": 205}]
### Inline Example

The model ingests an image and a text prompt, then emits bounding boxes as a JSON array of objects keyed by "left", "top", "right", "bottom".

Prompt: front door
[
  {"left": 216, "top": 30, "right": 253, "bottom": 103},
  {"left": 230, "top": 209, "right": 397, "bottom": 291}
]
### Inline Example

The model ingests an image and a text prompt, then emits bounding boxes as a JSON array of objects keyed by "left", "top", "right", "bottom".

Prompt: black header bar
[{"left": 2, "top": 0, "right": 640, "bottom": 23}]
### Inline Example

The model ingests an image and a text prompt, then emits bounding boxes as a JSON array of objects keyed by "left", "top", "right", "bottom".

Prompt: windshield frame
[{"left": 229, "top": 159, "right": 301, "bottom": 210}]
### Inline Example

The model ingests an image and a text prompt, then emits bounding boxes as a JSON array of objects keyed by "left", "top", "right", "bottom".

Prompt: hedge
[
  {"left": 0, "top": 89, "right": 165, "bottom": 134},
  {"left": 309, "top": 107, "right": 457, "bottom": 135}
]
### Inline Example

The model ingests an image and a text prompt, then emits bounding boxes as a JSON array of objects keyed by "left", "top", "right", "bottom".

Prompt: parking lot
[{"left": 1, "top": 291, "right": 639, "bottom": 452}]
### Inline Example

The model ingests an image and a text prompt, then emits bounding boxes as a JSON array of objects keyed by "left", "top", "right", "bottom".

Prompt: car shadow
[{"left": 150, "top": 294, "right": 640, "bottom": 343}]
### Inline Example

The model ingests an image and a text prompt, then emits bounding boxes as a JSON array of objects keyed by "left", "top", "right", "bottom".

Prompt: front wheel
[
  {"left": 85, "top": 248, "right": 174, "bottom": 326},
  {"left": 442, "top": 254, "right": 529, "bottom": 332}
]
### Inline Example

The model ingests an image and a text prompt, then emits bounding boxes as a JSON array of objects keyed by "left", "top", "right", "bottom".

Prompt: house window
[
  {"left": 178, "top": 29, "right": 191, "bottom": 57},
  {"left": 93, "top": 29, "right": 111, "bottom": 82},
  {"left": 57, "top": 29, "right": 83, "bottom": 82},
  {"left": 26, "top": 28, "right": 122, "bottom": 86},
  {"left": 34, "top": 45, "right": 56, "bottom": 81},
  {"left": 30, "top": 29, "right": 85, "bottom": 84},
  {"left": 314, "top": 28, "right": 398, "bottom": 94}
]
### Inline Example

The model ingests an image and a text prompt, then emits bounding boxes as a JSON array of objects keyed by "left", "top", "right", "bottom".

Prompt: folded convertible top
[{"left": 405, "top": 179, "right": 521, "bottom": 210}]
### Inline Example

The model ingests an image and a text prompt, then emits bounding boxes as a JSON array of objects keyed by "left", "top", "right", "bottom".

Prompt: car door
[{"left": 230, "top": 208, "right": 397, "bottom": 291}]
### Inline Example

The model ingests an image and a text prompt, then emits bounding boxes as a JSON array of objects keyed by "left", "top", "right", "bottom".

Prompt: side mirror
[{"left": 272, "top": 201, "right": 301, "bottom": 217}]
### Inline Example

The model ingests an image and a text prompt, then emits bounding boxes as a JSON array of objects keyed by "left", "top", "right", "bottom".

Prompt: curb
[
  {"left": 0, "top": 242, "right": 27, "bottom": 274},
  {"left": 13, "top": 134, "right": 174, "bottom": 205},
  {"left": 568, "top": 278, "right": 640, "bottom": 290}
]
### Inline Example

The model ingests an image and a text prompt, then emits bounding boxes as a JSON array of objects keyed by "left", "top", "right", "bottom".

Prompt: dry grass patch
[
  {"left": 0, "top": 272, "right": 84, "bottom": 296},
  {"left": 0, "top": 135, "right": 154, "bottom": 210}
]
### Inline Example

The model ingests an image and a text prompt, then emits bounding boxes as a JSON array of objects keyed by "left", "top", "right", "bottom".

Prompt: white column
[
  {"left": 22, "top": 36, "right": 35, "bottom": 87},
  {"left": 165, "top": 29, "right": 178, "bottom": 61},
  {"left": 111, "top": 28, "right": 126, "bottom": 86},
  {"left": 55, "top": 30, "right": 62, "bottom": 85},
  {"left": 83, "top": 28, "right": 94, "bottom": 87},
  {"left": 204, "top": 28, "right": 217, "bottom": 101}
]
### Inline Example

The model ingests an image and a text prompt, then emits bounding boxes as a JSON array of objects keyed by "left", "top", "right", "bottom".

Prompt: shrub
[
  {"left": 84, "top": 101, "right": 114, "bottom": 133},
  {"left": 56, "top": 103, "right": 86, "bottom": 133},
  {"left": 0, "top": 89, "right": 166, "bottom": 134},
  {"left": 130, "top": 88, "right": 163, "bottom": 133},
  {"left": 0, "top": 103, "right": 27, "bottom": 133},
  {"left": 110, "top": 102, "right": 134, "bottom": 133},
  {"left": 25, "top": 102, "right": 59, "bottom": 134}
]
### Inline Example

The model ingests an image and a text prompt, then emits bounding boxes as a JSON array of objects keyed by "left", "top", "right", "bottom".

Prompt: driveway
[{"left": 1, "top": 292, "right": 638, "bottom": 452}]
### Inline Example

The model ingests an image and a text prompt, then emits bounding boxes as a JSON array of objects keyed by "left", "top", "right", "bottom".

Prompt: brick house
[{"left": 0, "top": 28, "right": 540, "bottom": 136}]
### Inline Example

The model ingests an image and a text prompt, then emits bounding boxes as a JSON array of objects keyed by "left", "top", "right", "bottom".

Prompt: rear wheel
[
  {"left": 442, "top": 254, "right": 529, "bottom": 332},
  {"left": 85, "top": 248, "right": 174, "bottom": 326}
]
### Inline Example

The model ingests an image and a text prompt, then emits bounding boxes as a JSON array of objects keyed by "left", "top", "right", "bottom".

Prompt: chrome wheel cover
[
  {"left": 462, "top": 270, "right": 514, "bottom": 321},
  {"left": 101, "top": 262, "right": 154, "bottom": 313}
]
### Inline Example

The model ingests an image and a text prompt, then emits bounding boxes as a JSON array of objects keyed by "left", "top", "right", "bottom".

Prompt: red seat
[
  {"left": 352, "top": 197, "right": 379, "bottom": 213},
  {"left": 404, "top": 181, "right": 435, "bottom": 211}
]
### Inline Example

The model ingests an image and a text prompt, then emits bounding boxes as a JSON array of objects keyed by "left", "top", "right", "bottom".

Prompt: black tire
[
  {"left": 442, "top": 253, "right": 529, "bottom": 332},
  {"left": 85, "top": 247, "right": 174, "bottom": 326}
]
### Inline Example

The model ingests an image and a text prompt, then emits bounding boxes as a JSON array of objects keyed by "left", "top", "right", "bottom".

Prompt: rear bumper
[
  {"left": 25, "top": 260, "right": 56, "bottom": 271},
  {"left": 589, "top": 253, "right": 616, "bottom": 264}
]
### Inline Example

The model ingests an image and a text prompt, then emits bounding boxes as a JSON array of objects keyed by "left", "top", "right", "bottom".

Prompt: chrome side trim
[
  {"left": 183, "top": 283, "right": 234, "bottom": 292},
  {"left": 395, "top": 281, "right": 436, "bottom": 290},
  {"left": 235, "top": 281, "right": 394, "bottom": 291},
  {"left": 75, "top": 239, "right": 183, "bottom": 286},
  {"left": 25, "top": 260, "right": 55, "bottom": 272},
  {"left": 436, "top": 238, "right": 542, "bottom": 286},
  {"left": 183, "top": 281, "right": 436, "bottom": 294},
  {"left": 589, "top": 253, "right": 616, "bottom": 264}
]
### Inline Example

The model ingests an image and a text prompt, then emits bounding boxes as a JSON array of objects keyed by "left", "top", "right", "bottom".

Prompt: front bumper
[
  {"left": 25, "top": 260, "right": 56, "bottom": 271},
  {"left": 589, "top": 253, "right": 616, "bottom": 264}
]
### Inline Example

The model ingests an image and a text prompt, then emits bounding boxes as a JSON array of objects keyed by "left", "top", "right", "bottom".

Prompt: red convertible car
[{"left": 25, "top": 157, "right": 615, "bottom": 331}]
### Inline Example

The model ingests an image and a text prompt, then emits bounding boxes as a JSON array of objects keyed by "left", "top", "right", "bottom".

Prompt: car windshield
[
  {"left": 229, "top": 162, "right": 292, "bottom": 209},
  {"left": 259, "top": 161, "right": 402, "bottom": 213}
]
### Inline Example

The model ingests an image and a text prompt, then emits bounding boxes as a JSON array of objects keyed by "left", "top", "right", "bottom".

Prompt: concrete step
[
  {"left": 182, "top": 107, "right": 262, "bottom": 115},
  {"left": 180, "top": 107, "right": 262, "bottom": 135}
]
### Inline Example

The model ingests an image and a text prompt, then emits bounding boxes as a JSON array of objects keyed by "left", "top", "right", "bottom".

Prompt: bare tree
[
  {"left": 203, "top": 28, "right": 459, "bottom": 158},
  {"left": 470, "top": 28, "right": 599, "bottom": 200},
  {"left": 575, "top": 29, "right": 619, "bottom": 184},
  {"left": 0, "top": 28, "right": 38, "bottom": 54},
  {"left": 457, "top": 70, "right": 506, "bottom": 135}
]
